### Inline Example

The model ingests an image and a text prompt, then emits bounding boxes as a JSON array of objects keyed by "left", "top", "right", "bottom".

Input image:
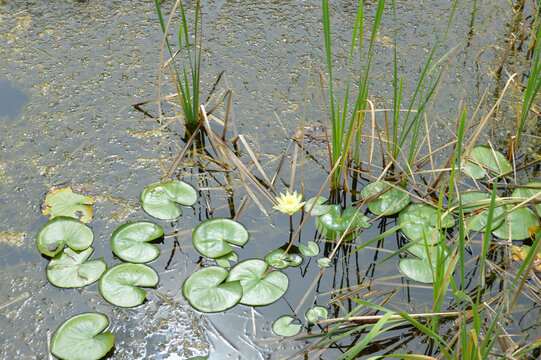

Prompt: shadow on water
[{"left": 0, "top": 79, "right": 29, "bottom": 119}]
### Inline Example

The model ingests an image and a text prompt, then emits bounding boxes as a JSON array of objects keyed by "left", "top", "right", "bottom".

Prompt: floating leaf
[
  {"left": 50, "top": 313, "right": 114, "bottom": 360},
  {"left": 110, "top": 222, "right": 164, "bottom": 263},
  {"left": 192, "top": 218, "right": 249, "bottom": 258},
  {"left": 304, "top": 196, "right": 331, "bottom": 216},
  {"left": 305, "top": 306, "right": 328, "bottom": 323},
  {"left": 215, "top": 251, "right": 238, "bottom": 268},
  {"left": 183, "top": 266, "right": 242, "bottom": 313},
  {"left": 36, "top": 216, "right": 94, "bottom": 257},
  {"left": 317, "top": 257, "right": 331, "bottom": 268},
  {"left": 42, "top": 186, "right": 95, "bottom": 223},
  {"left": 265, "top": 249, "right": 303, "bottom": 269},
  {"left": 398, "top": 204, "right": 455, "bottom": 244},
  {"left": 512, "top": 182, "right": 541, "bottom": 213},
  {"left": 398, "top": 243, "right": 450, "bottom": 283},
  {"left": 316, "top": 205, "right": 369, "bottom": 240},
  {"left": 299, "top": 241, "right": 319, "bottom": 257},
  {"left": 227, "top": 259, "right": 288, "bottom": 306},
  {"left": 99, "top": 263, "right": 158, "bottom": 307},
  {"left": 47, "top": 247, "right": 106, "bottom": 288},
  {"left": 455, "top": 192, "right": 504, "bottom": 232},
  {"left": 460, "top": 161, "right": 486, "bottom": 180},
  {"left": 141, "top": 180, "right": 197, "bottom": 220},
  {"left": 360, "top": 182, "right": 410, "bottom": 216},
  {"left": 492, "top": 206, "right": 538, "bottom": 240},
  {"left": 272, "top": 315, "right": 301, "bottom": 337},
  {"left": 464, "top": 146, "right": 512, "bottom": 177}
]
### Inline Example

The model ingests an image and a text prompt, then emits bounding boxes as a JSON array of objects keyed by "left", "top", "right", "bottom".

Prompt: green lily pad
[
  {"left": 99, "top": 263, "right": 158, "bottom": 307},
  {"left": 36, "top": 216, "right": 94, "bottom": 257},
  {"left": 227, "top": 259, "right": 288, "bottom": 306},
  {"left": 192, "top": 218, "right": 249, "bottom": 259},
  {"left": 360, "top": 182, "right": 410, "bottom": 216},
  {"left": 512, "top": 182, "right": 541, "bottom": 213},
  {"left": 272, "top": 315, "right": 301, "bottom": 337},
  {"left": 463, "top": 146, "right": 512, "bottom": 178},
  {"left": 42, "top": 186, "right": 95, "bottom": 223},
  {"left": 299, "top": 241, "right": 319, "bottom": 257},
  {"left": 110, "top": 222, "right": 164, "bottom": 263},
  {"left": 47, "top": 247, "right": 106, "bottom": 288},
  {"left": 215, "top": 251, "right": 238, "bottom": 268},
  {"left": 316, "top": 205, "right": 369, "bottom": 240},
  {"left": 305, "top": 306, "right": 328, "bottom": 323},
  {"left": 492, "top": 206, "right": 538, "bottom": 240},
  {"left": 304, "top": 196, "right": 331, "bottom": 216},
  {"left": 455, "top": 192, "right": 504, "bottom": 232},
  {"left": 265, "top": 249, "right": 303, "bottom": 269},
  {"left": 50, "top": 313, "right": 114, "bottom": 360},
  {"left": 141, "top": 180, "right": 197, "bottom": 220},
  {"left": 399, "top": 243, "right": 451, "bottom": 283},
  {"left": 317, "top": 257, "right": 331, "bottom": 268},
  {"left": 398, "top": 204, "right": 455, "bottom": 244},
  {"left": 183, "top": 266, "right": 242, "bottom": 313},
  {"left": 461, "top": 161, "right": 486, "bottom": 180}
]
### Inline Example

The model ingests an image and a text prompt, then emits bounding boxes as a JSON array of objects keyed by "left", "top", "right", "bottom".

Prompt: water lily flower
[{"left": 273, "top": 190, "right": 306, "bottom": 215}]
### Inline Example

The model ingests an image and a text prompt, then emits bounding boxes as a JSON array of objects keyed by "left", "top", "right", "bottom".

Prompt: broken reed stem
[
  {"left": 162, "top": 120, "right": 202, "bottom": 183},
  {"left": 319, "top": 311, "right": 461, "bottom": 325}
]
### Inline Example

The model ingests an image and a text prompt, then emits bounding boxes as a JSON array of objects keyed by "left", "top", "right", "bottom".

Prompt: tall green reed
[{"left": 155, "top": 0, "right": 201, "bottom": 127}]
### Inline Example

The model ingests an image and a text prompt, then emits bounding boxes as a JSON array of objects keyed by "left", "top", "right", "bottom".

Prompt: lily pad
[
  {"left": 464, "top": 146, "right": 512, "bottom": 178},
  {"left": 399, "top": 243, "right": 450, "bottom": 283},
  {"left": 360, "top": 182, "right": 410, "bottom": 216},
  {"left": 305, "top": 306, "right": 328, "bottom": 323},
  {"left": 492, "top": 206, "right": 538, "bottom": 240},
  {"left": 42, "top": 186, "right": 95, "bottom": 223},
  {"left": 265, "top": 249, "right": 303, "bottom": 269},
  {"left": 47, "top": 247, "right": 106, "bottom": 288},
  {"left": 141, "top": 180, "right": 197, "bottom": 220},
  {"left": 215, "top": 251, "right": 238, "bottom": 268},
  {"left": 398, "top": 204, "right": 455, "bottom": 244},
  {"left": 272, "top": 315, "right": 301, "bottom": 337},
  {"left": 99, "top": 263, "right": 158, "bottom": 307},
  {"left": 227, "top": 259, "right": 288, "bottom": 306},
  {"left": 36, "top": 216, "right": 94, "bottom": 257},
  {"left": 299, "top": 241, "right": 319, "bottom": 257},
  {"left": 456, "top": 192, "right": 504, "bottom": 232},
  {"left": 50, "top": 313, "right": 114, "bottom": 360},
  {"left": 110, "top": 222, "right": 164, "bottom": 263},
  {"left": 316, "top": 205, "right": 370, "bottom": 240},
  {"left": 512, "top": 182, "right": 541, "bottom": 213},
  {"left": 317, "top": 257, "right": 331, "bottom": 268},
  {"left": 192, "top": 218, "right": 249, "bottom": 259},
  {"left": 304, "top": 196, "right": 331, "bottom": 216},
  {"left": 183, "top": 266, "right": 242, "bottom": 313}
]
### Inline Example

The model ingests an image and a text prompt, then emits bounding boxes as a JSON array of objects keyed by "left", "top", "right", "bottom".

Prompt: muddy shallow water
[{"left": 1, "top": 0, "right": 539, "bottom": 359}]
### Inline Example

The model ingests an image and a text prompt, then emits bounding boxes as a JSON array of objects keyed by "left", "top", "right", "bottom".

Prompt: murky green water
[{"left": 1, "top": 0, "right": 539, "bottom": 359}]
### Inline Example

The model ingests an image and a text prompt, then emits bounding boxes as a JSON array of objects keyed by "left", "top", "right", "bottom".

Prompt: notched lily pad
[
  {"left": 215, "top": 251, "right": 238, "bottom": 268},
  {"left": 304, "top": 196, "right": 331, "bottom": 216},
  {"left": 42, "top": 186, "right": 95, "bottom": 223},
  {"left": 272, "top": 315, "right": 301, "bottom": 337},
  {"left": 360, "top": 182, "right": 410, "bottom": 216},
  {"left": 316, "top": 205, "right": 369, "bottom": 240},
  {"left": 463, "top": 146, "right": 512, "bottom": 178},
  {"left": 193, "top": 218, "right": 249, "bottom": 258},
  {"left": 227, "top": 259, "right": 288, "bottom": 306},
  {"left": 305, "top": 306, "right": 328, "bottom": 323},
  {"left": 110, "top": 221, "right": 164, "bottom": 263},
  {"left": 47, "top": 247, "right": 106, "bottom": 288},
  {"left": 492, "top": 206, "right": 538, "bottom": 240},
  {"left": 36, "top": 216, "right": 94, "bottom": 257},
  {"left": 398, "top": 243, "right": 451, "bottom": 283},
  {"left": 455, "top": 192, "right": 504, "bottom": 232},
  {"left": 398, "top": 204, "right": 455, "bottom": 244},
  {"left": 99, "top": 263, "right": 158, "bottom": 307},
  {"left": 51, "top": 312, "right": 114, "bottom": 360},
  {"left": 183, "top": 266, "right": 242, "bottom": 313},
  {"left": 299, "top": 241, "right": 319, "bottom": 257},
  {"left": 265, "top": 249, "right": 303, "bottom": 269},
  {"left": 141, "top": 180, "right": 197, "bottom": 220},
  {"left": 317, "top": 257, "right": 331, "bottom": 268},
  {"left": 512, "top": 182, "right": 541, "bottom": 213}
]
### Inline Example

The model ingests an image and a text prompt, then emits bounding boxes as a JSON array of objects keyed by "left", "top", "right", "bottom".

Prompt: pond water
[{"left": 0, "top": 0, "right": 539, "bottom": 359}]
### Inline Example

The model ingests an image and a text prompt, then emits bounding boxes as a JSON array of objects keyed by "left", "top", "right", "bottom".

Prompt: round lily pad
[
  {"left": 492, "top": 206, "right": 538, "bottom": 240},
  {"left": 183, "top": 266, "right": 242, "bottom": 313},
  {"left": 192, "top": 218, "right": 249, "bottom": 258},
  {"left": 299, "top": 241, "right": 319, "bottom": 257},
  {"left": 456, "top": 192, "right": 504, "bottom": 232},
  {"left": 50, "top": 313, "right": 114, "bottom": 360},
  {"left": 265, "top": 249, "right": 303, "bottom": 269},
  {"left": 47, "top": 247, "right": 106, "bottom": 288},
  {"left": 227, "top": 259, "right": 288, "bottom": 306},
  {"left": 141, "top": 180, "right": 197, "bottom": 220},
  {"left": 272, "top": 315, "right": 301, "bottom": 337},
  {"left": 99, "top": 263, "right": 158, "bottom": 307},
  {"left": 316, "top": 205, "right": 369, "bottom": 240},
  {"left": 317, "top": 257, "right": 331, "bottom": 268},
  {"left": 398, "top": 243, "right": 450, "bottom": 283},
  {"left": 36, "top": 216, "right": 94, "bottom": 257},
  {"left": 512, "top": 182, "right": 541, "bottom": 213},
  {"left": 215, "top": 251, "right": 238, "bottom": 268},
  {"left": 398, "top": 204, "right": 455, "bottom": 244},
  {"left": 305, "top": 306, "right": 328, "bottom": 323},
  {"left": 360, "top": 182, "right": 410, "bottom": 216},
  {"left": 464, "top": 146, "right": 512, "bottom": 178},
  {"left": 110, "top": 222, "right": 164, "bottom": 263},
  {"left": 42, "top": 186, "right": 95, "bottom": 223},
  {"left": 304, "top": 196, "right": 332, "bottom": 216}
]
